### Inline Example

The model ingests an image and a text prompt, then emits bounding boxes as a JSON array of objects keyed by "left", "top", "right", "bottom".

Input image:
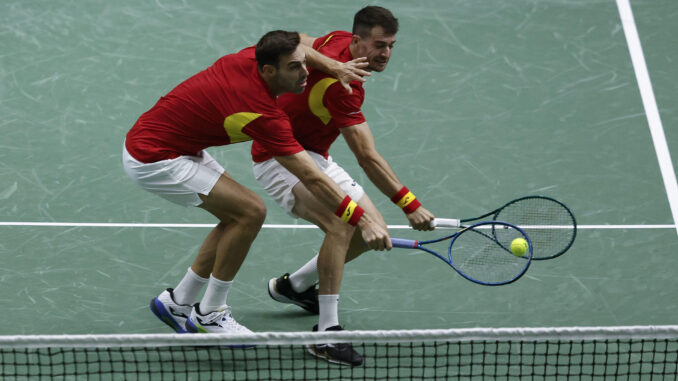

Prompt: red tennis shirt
[
  {"left": 125, "top": 47, "right": 304, "bottom": 163},
  {"left": 251, "top": 31, "right": 367, "bottom": 162}
]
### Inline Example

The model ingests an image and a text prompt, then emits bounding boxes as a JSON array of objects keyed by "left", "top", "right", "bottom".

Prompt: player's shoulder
[
  {"left": 207, "top": 47, "right": 254, "bottom": 82},
  {"left": 313, "top": 31, "right": 352, "bottom": 51},
  {"left": 217, "top": 46, "right": 256, "bottom": 64}
]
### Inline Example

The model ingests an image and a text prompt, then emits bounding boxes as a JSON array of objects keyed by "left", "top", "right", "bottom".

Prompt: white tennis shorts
[
  {"left": 122, "top": 143, "right": 225, "bottom": 207},
  {"left": 252, "top": 151, "right": 364, "bottom": 217}
]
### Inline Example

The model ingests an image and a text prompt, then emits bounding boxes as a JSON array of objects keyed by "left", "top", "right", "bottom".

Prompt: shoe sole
[
  {"left": 306, "top": 345, "right": 362, "bottom": 366},
  {"left": 150, "top": 298, "right": 188, "bottom": 334},
  {"left": 267, "top": 278, "right": 319, "bottom": 314}
]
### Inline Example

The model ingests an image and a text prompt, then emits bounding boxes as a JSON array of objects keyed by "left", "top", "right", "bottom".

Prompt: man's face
[
  {"left": 353, "top": 26, "right": 397, "bottom": 72},
  {"left": 274, "top": 46, "right": 308, "bottom": 94}
]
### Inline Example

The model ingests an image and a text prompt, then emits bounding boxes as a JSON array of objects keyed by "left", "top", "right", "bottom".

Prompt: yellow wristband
[
  {"left": 395, "top": 192, "right": 416, "bottom": 209},
  {"left": 339, "top": 200, "right": 358, "bottom": 223}
]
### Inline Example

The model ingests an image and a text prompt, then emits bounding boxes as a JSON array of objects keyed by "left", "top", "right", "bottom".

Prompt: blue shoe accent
[
  {"left": 149, "top": 289, "right": 191, "bottom": 334},
  {"left": 184, "top": 314, "right": 201, "bottom": 333}
]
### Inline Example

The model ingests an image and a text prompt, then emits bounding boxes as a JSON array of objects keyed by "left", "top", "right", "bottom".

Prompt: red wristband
[
  {"left": 390, "top": 187, "right": 409, "bottom": 203},
  {"left": 334, "top": 196, "right": 364, "bottom": 226},
  {"left": 347, "top": 206, "right": 364, "bottom": 226},
  {"left": 391, "top": 186, "right": 421, "bottom": 214},
  {"left": 402, "top": 198, "right": 421, "bottom": 214},
  {"left": 334, "top": 196, "right": 352, "bottom": 217}
]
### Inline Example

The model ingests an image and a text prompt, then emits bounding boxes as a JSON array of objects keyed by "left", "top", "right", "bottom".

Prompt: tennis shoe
[
  {"left": 268, "top": 273, "right": 319, "bottom": 314},
  {"left": 307, "top": 325, "right": 364, "bottom": 366},
  {"left": 184, "top": 303, "right": 252, "bottom": 335},
  {"left": 149, "top": 288, "right": 192, "bottom": 334}
]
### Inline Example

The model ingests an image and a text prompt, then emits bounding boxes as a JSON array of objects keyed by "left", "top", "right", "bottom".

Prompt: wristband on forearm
[
  {"left": 334, "top": 196, "right": 364, "bottom": 226},
  {"left": 390, "top": 186, "right": 421, "bottom": 214}
]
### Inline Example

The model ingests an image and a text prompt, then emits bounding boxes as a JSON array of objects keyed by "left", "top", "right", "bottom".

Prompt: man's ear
[{"left": 260, "top": 64, "right": 277, "bottom": 76}]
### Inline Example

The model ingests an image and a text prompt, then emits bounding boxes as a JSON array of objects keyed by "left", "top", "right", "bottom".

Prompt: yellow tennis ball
[{"left": 510, "top": 238, "right": 528, "bottom": 257}]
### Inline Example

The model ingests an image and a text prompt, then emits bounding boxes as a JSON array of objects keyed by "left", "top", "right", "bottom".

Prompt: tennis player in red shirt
[
  {"left": 123, "top": 31, "right": 391, "bottom": 339},
  {"left": 252, "top": 7, "right": 435, "bottom": 365}
]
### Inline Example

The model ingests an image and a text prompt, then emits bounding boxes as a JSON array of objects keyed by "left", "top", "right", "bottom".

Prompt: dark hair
[
  {"left": 255, "top": 30, "right": 301, "bottom": 70},
  {"left": 352, "top": 6, "right": 399, "bottom": 38}
]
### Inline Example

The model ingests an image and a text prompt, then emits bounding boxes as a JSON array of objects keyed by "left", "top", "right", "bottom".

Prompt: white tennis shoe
[{"left": 185, "top": 304, "right": 252, "bottom": 334}]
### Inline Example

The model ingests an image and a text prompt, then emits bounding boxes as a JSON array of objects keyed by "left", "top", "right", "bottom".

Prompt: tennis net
[{"left": 1, "top": 325, "right": 677, "bottom": 380}]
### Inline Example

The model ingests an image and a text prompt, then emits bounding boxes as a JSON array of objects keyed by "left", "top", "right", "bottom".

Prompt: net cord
[{"left": 2, "top": 325, "right": 678, "bottom": 349}]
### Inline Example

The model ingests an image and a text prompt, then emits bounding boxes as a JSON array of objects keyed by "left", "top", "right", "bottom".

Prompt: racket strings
[
  {"left": 495, "top": 197, "right": 576, "bottom": 260},
  {"left": 449, "top": 225, "right": 529, "bottom": 284}
]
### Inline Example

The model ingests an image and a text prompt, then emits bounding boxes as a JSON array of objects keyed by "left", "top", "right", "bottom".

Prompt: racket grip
[
  {"left": 431, "top": 218, "right": 461, "bottom": 228},
  {"left": 391, "top": 238, "right": 418, "bottom": 248}
]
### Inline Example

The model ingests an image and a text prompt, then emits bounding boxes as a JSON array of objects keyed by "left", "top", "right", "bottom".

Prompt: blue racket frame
[{"left": 391, "top": 221, "right": 533, "bottom": 286}]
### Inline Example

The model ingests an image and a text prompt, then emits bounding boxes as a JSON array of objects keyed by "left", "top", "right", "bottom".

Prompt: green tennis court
[{"left": 1, "top": 0, "right": 677, "bottom": 342}]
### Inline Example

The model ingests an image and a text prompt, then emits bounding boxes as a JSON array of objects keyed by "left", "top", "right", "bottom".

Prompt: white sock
[
  {"left": 289, "top": 254, "right": 319, "bottom": 292},
  {"left": 199, "top": 274, "right": 233, "bottom": 314},
  {"left": 173, "top": 267, "right": 208, "bottom": 305},
  {"left": 318, "top": 294, "right": 339, "bottom": 331}
]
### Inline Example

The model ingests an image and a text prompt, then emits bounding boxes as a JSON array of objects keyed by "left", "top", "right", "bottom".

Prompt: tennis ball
[{"left": 510, "top": 238, "right": 528, "bottom": 257}]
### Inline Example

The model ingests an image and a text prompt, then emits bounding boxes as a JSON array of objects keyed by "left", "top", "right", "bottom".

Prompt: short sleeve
[
  {"left": 324, "top": 82, "right": 366, "bottom": 128},
  {"left": 243, "top": 115, "right": 304, "bottom": 157}
]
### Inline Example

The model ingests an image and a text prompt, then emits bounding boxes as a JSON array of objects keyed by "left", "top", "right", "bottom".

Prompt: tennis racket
[
  {"left": 431, "top": 196, "right": 576, "bottom": 260},
  {"left": 392, "top": 221, "right": 533, "bottom": 286}
]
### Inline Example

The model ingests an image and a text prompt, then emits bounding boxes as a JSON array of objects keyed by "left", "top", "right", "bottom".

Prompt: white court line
[
  {"left": 0, "top": 222, "right": 674, "bottom": 230},
  {"left": 616, "top": 0, "right": 678, "bottom": 236}
]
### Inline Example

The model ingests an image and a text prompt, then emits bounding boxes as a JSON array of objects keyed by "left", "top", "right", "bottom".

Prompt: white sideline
[{"left": 616, "top": 0, "right": 678, "bottom": 235}]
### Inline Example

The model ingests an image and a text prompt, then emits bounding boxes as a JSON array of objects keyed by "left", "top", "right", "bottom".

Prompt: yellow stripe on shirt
[
  {"left": 308, "top": 78, "right": 338, "bottom": 125},
  {"left": 223, "top": 112, "right": 262, "bottom": 143}
]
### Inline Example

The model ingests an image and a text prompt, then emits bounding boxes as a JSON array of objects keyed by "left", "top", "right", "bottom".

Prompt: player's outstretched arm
[
  {"left": 341, "top": 123, "right": 435, "bottom": 231},
  {"left": 299, "top": 37, "right": 370, "bottom": 94},
  {"left": 274, "top": 151, "right": 392, "bottom": 250},
  {"left": 298, "top": 33, "right": 317, "bottom": 47}
]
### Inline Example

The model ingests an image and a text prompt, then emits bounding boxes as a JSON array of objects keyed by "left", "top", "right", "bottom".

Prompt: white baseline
[{"left": 0, "top": 221, "right": 674, "bottom": 230}]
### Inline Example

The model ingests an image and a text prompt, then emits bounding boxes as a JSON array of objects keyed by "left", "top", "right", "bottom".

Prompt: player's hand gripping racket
[
  {"left": 431, "top": 196, "right": 576, "bottom": 260},
  {"left": 392, "top": 221, "right": 533, "bottom": 286}
]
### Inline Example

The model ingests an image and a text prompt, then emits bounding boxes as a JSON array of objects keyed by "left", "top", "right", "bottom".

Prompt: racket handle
[
  {"left": 391, "top": 238, "right": 418, "bottom": 248},
  {"left": 431, "top": 218, "right": 461, "bottom": 228}
]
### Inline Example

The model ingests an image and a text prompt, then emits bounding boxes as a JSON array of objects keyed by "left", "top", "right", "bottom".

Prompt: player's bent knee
[
  {"left": 244, "top": 199, "right": 267, "bottom": 227},
  {"left": 228, "top": 197, "right": 266, "bottom": 227},
  {"left": 324, "top": 219, "right": 355, "bottom": 241},
  {"left": 200, "top": 193, "right": 267, "bottom": 227}
]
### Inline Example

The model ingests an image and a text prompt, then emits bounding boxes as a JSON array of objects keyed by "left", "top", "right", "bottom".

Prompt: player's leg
[
  {"left": 254, "top": 154, "right": 367, "bottom": 364},
  {"left": 257, "top": 153, "right": 368, "bottom": 314},
  {"left": 151, "top": 221, "right": 228, "bottom": 333},
  {"left": 184, "top": 173, "right": 265, "bottom": 334},
  {"left": 197, "top": 173, "right": 266, "bottom": 281},
  {"left": 290, "top": 184, "right": 355, "bottom": 294},
  {"left": 273, "top": 194, "right": 380, "bottom": 330},
  {"left": 265, "top": 181, "right": 354, "bottom": 314},
  {"left": 283, "top": 187, "right": 385, "bottom": 290},
  {"left": 289, "top": 183, "right": 363, "bottom": 365},
  {"left": 124, "top": 147, "right": 206, "bottom": 333},
  {"left": 124, "top": 147, "right": 260, "bottom": 334},
  {"left": 170, "top": 223, "right": 226, "bottom": 303}
]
